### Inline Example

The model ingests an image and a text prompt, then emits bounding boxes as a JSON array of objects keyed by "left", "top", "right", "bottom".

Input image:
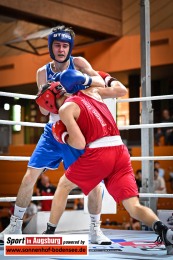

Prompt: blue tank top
[{"left": 46, "top": 56, "right": 75, "bottom": 81}]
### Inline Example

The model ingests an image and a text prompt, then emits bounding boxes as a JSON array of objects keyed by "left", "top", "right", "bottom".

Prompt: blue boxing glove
[{"left": 60, "top": 69, "right": 92, "bottom": 93}]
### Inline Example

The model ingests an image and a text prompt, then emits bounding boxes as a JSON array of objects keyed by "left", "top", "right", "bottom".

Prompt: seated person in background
[
  {"left": 154, "top": 161, "right": 165, "bottom": 178},
  {"left": 154, "top": 168, "right": 167, "bottom": 194},
  {"left": 35, "top": 172, "right": 45, "bottom": 192},
  {"left": 124, "top": 217, "right": 141, "bottom": 230},
  {"left": 135, "top": 169, "right": 142, "bottom": 192},
  {"left": 37, "top": 174, "right": 56, "bottom": 211},
  {"left": 0, "top": 203, "right": 14, "bottom": 231},
  {"left": 22, "top": 202, "right": 38, "bottom": 229},
  {"left": 73, "top": 198, "right": 84, "bottom": 210},
  {"left": 155, "top": 109, "right": 173, "bottom": 145},
  {"left": 168, "top": 166, "right": 173, "bottom": 191}
]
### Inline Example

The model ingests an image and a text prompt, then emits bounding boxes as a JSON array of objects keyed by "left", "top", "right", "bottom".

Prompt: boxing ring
[{"left": 1, "top": 0, "right": 173, "bottom": 259}]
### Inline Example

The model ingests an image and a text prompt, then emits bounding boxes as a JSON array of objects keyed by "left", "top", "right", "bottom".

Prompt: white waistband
[{"left": 87, "top": 136, "right": 123, "bottom": 148}]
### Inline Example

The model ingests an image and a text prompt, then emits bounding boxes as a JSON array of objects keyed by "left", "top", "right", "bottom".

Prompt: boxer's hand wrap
[
  {"left": 36, "top": 81, "right": 66, "bottom": 114},
  {"left": 60, "top": 69, "right": 92, "bottom": 93},
  {"left": 98, "top": 71, "right": 118, "bottom": 87},
  {"left": 52, "top": 120, "right": 68, "bottom": 144}
]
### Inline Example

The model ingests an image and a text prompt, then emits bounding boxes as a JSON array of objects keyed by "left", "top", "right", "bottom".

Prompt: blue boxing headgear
[{"left": 48, "top": 29, "right": 74, "bottom": 63}]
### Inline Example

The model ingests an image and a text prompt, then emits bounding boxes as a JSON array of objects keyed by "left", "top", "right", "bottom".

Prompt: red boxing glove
[
  {"left": 52, "top": 120, "right": 69, "bottom": 144},
  {"left": 97, "top": 71, "right": 110, "bottom": 80}
]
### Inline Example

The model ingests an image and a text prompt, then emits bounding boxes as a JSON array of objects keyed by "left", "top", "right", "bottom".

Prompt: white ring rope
[
  {"left": 0, "top": 156, "right": 30, "bottom": 161},
  {"left": 0, "top": 193, "right": 172, "bottom": 203},
  {"left": 0, "top": 120, "right": 173, "bottom": 130},
  {"left": 0, "top": 120, "right": 45, "bottom": 128},
  {"left": 0, "top": 91, "right": 173, "bottom": 102},
  {"left": 117, "top": 94, "right": 173, "bottom": 103},
  {"left": 0, "top": 194, "right": 84, "bottom": 202},
  {"left": 130, "top": 156, "right": 173, "bottom": 161},
  {"left": 139, "top": 193, "right": 173, "bottom": 198},
  {"left": 0, "top": 155, "right": 173, "bottom": 161},
  {"left": 119, "top": 122, "right": 173, "bottom": 130},
  {"left": 0, "top": 91, "right": 35, "bottom": 100}
]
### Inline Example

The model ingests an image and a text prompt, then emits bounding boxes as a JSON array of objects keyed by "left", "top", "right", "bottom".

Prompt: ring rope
[
  {"left": 0, "top": 119, "right": 173, "bottom": 130},
  {"left": 0, "top": 156, "right": 30, "bottom": 161},
  {"left": 0, "top": 91, "right": 35, "bottom": 100},
  {"left": 0, "top": 156, "right": 172, "bottom": 161},
  {"left": 130, "top": 156, "right": 173, "bottom": 161},
  {"left": 0, "top": 193, "right": 172, "bottom": 203},
  {"left": 119, "top": 122, "right": 173, "bottom": 130},
  {"left": 139, "top": 193, "right": 173, "bottom": 198},
  {"left": 0, "top": 194, "right": 84, "bottom": 202},
  {"left": 117, "top": 94, "right": 173, "bottom": 103},
  {"left": 0, "top": 91, "right": 173, "bottom": 103},
  {"left": 0, "top": 120, "right": 45, "bottom": 128}
]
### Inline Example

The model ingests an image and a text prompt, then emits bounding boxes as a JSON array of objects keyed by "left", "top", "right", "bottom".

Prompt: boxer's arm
[
  {"left": 97, "top": 71, "right": 127, "bottom": 98},
  {"left": 59, "top": 103, "right": 86, "bottom": 150},
  {"left": 36, "top": 67, "right": 50, "bottom": 116},
  {"left": 74, "top": 56, "right": 105, "bottom": 88},
  {"left": 97, "top": 80, "right": 127, "bottom": 99}
]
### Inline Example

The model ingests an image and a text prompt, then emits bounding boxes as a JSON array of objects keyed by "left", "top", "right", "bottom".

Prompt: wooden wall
[
  {"left": 0, "top": 144, "right": 64, "bottom": 197},
  {"left": 123, "top": 0, "right": 173, "bottom": 35}
]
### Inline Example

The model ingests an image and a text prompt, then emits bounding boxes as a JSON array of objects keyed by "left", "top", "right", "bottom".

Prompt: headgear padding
[{"left": 48, "top": 30, "right": 74, "bottom": 63}]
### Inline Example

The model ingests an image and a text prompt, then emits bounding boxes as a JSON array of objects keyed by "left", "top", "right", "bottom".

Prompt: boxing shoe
[
  {"left": 0, "top": 215, "right": 23, "bottom": 242},
  {"left": 43, "top": 230, "right": 54, "bottom": 234},
  {"left": 154, "top": 220, "right": 173, "bottom": 255},
  {"left": 156, "top": 228, "right": 173, "bottom": 255},
  {"left": 42, "top": 223, "right": 56, "bottom": 234},
  {"left": 89, "top": 221, "right": 112, "bottom": 245}
]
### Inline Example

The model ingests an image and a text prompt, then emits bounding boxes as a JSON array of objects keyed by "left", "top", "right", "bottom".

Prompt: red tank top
[{"left": 65, "top": 91, "right": 120, "bottom": 144}]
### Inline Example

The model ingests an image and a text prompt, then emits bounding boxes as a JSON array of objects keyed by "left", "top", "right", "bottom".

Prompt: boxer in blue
[{"left": 0, "top": 25, "right": 111, "bottom": 245}]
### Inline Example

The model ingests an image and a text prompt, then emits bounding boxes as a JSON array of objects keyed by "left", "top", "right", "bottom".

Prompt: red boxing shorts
[{"left": 65, "top": 145, "right": 138, "bottom": 203}]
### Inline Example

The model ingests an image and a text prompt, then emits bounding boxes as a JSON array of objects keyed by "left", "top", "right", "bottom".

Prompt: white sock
[
  {"left": 14, "top": 205, "right": 27, "bottom": 219},
  {"left": 90, "top": 214, "right": 100, "bottom": 223},
  {"left": 48, "top": 222, "right": 57, "bottom": 228}
]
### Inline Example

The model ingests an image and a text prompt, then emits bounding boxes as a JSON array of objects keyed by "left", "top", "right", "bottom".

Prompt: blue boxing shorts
[{"left": 28, "top": 123, "right": 84, "bottom": 170}]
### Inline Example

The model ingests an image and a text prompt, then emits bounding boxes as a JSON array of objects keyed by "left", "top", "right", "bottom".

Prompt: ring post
[{"left": 140, "top": 0, "right": 156, "bottom": 218}]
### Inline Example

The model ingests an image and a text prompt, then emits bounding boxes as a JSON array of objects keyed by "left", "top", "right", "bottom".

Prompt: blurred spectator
[
  {"left": 124, "top": 217, "right": 141, "bottom": 230},
  {"left": 0, "top": 203, "right": 14, "bottom": 231},
  {"left": 154, "top": 168, "right": 167, "bottom": 194},
  {"left": 104, "top": 218, "right": 111, "bottom": 226},
  {"left": 36, "top": 172, "right": 46, "bottom": 192},
  {"left": 155, "top": 109, "right": 173, "bottom": 145},
  {"left": 135, "top": 169, "right": 142, "bottom": 192},
  {"left": 154, "top": 161, "right": 165, "bottom": 178},
  {"left": 36, "top": 174, "right": 56, "bottom": 211},
  {"left": 154, "top": 168, "right": 167, "bottom": 211},
  {"left": 23, "top": 202, "right": 38, "bottom": 228},
  {"left": 73, "top": 198, "right": 84, "bottom": 210},
  {"left": 168, "top": 166, "right": 173, "bottom": 191}
]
